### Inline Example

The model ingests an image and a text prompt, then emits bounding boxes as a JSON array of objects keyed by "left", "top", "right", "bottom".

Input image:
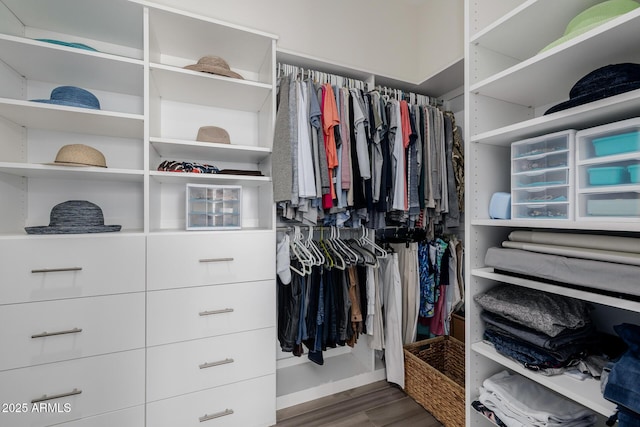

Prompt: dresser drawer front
[
  {"left": 0, "top": 235, "right": 145, "bottom": 304},
  {"left": 147, "top": 231, "right": 275, "bottom": 290},
  {"left": 146, "top": 375, "right": 276, "bottom": 427},
  {"left": 0, "top": 350, "right": 145, "bottom": 427},
  {"left": 54, "top": 405, "right": 145, "bottom": 427},
  {"left": 147, "top": 327, "right": 275, "bottom": 401},
  {"left": 147, "top": 280, "right": 275, "bottom": 346},
  {"left": 0, "top": 293, "right": 145, "bottom": 371}
]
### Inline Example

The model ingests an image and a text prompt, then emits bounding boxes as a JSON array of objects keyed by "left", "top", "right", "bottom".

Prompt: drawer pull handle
[
  {"left": 31, "top": 328, "right": 83, "bottom": 339},
  {"left": 199, "top": 409, "right": 234, "bottom": 423},
  {"left": 31, "top": 267, "right": 82, "bottom": 274},
  {"left": 31, "top": 388, "right": 82, "bottom": 403},
  {"left": 199, "top": 257, "right": 234, "bottom": 263},
  {"left": 199, "top": 308, "right": 234, "bottom": 316},
  {"left": 199, "top": 358, "right": 234, "bottom": 370}
]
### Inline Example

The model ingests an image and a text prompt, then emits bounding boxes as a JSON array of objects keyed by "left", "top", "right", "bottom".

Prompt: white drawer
[
  {"left": 147, "top": 280, "right": 275, "bottom": 346},
  {"left": 0, "top": 350, "right": 145, "bottom": 427},
  {"left": 147, "top": 231, "right": 275, "bottom": 290},
  {"left": 52, "top": 405, "right": 145, "bottom": 427},
  {"left": 146, "top": 375, "right": 276, "bottom": 427},
  {"left": 0, "top": 293, "right": 145, "bottom": 371},
  {"left": 0, "top": 235, "right": 145, "bottom": 304},
  {"left": 147, "top": 327, "right": 275, "bottom": 402}
]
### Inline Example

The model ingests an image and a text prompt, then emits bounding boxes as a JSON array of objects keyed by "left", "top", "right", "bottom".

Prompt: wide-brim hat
[
  {"left": 545, "top": 63, "right": 640, "bottom": 115},
  {"left": 540, "top": 0, "right": 640, "bottom": 53},
  {"left": 25, "top": 200, "right": 121, "bottom": 235},
  {"left": 196, "top": 126, "right": 231, "bottom": 144},
  {"left": 184, "top": 55, "right": 244, "bottom": 80},
  {"left": 31, "top": 86, "right": 101, "bottom": 110},
  {"left": 47, "top": 144, "right": 107, "bottom": 168},
  {"left": 36, "top": 38, "right": 97, "bottom": 52}
]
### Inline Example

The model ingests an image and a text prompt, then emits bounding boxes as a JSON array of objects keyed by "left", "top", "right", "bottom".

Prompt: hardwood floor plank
[
  {"left": 275, "top": 382, "right": 443, "bottom": 427},
  {"left": 366, "top": 396, "right": 436, "bottom": 426}
]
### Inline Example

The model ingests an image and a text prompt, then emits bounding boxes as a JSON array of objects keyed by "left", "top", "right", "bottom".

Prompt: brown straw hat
[
  {"left": 183, "top": 55, "right": 243, "bottom": 79},
  {"left": 196, "top": 126, "right": 231, "bottom": 144},
  {"left": 48, "top": 144, "right": 107, "bottom": 167}
]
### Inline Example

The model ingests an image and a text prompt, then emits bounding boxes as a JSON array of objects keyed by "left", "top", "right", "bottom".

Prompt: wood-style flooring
[{"left": 275, "top": 381, "right": 444, "bottom": 427}]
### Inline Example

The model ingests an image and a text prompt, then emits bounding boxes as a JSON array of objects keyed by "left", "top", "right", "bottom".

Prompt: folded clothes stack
[
  {"left": 478, "top": 371, "right": 598, "bottom": 427},
  {"left": 475, "top": 285, "right": 622, "bottom": 377}
]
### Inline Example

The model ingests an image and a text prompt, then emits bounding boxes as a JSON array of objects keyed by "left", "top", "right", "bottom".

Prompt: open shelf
[
  {"left": 150, "top": 137, "right": 271, "bottom": 164},
  {"left": 0, "top": 162, "right": 144, "bottom": 182},
  {"left": 0, "top": 98, "right": 144, "bottom": 138},
  {"left": 150, "top": 64, "right": 272, "bottom": 112},
  {"left": 470, "top": 218, "right": 640, "bottom": 233},
  {"left": 471, "top": 342, "right": 616, "bottom": 417},
  {"left": 470, "top": 9, "right": 640, "bottom": 108},
  {"left": 149, "top": 171, "right": 270, "bottom": 186}
]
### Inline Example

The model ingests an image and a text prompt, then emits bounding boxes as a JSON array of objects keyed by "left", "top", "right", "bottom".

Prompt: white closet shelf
[
  {"left": 150, "top": 64, "right": 272, "bottom": 112},
  {"left": 470, "top": 0, "right": 602, "bottom": 61},
  {"left": 0, "top": 162, "right": 144, "bottom": 182},
  {"left": 471, "top": 342, "right": 617, "bottom": 417},
  {"left": 472, "top": 267, "right": 640, "bottom": 313},
  {"left": 470, "top": 218, "right": 640, "bottom": 232},
  {"left": 470, "top": 88, "right": 640, "bottom": 145},
  {"left": 147, "top": 227, "right": 274, "bottom": 236},
  {"left": 0, "top": 98, "right": 144, "bottom": 138},
  {"left": 1, "top": 0, "right": 143, "bottom": 50},
  {"left": 150, "top": 137, "right": 271, "bottom": 164},
  {"left": 140, "top": 0, "right": 276, "bottom": 73},
  {"left": 0, "top": 35, "right": 144, "bottom": 96},
  {"left": 0, "top": 230, "right": 146, "bottom": 240},
  {"left": 150, "top": 171, "right": 270, "bottom": 186},
  {"left": 470, "top": 9, "right": 640, "bottom": 108}
]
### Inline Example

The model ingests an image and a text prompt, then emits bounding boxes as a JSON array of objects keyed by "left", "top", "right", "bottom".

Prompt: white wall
[
  {"left": 143, "top": 0, "right": 462, "bottom": 85},
  {"left": 419, "top": 0, "right": 464, "bottom": 81}
]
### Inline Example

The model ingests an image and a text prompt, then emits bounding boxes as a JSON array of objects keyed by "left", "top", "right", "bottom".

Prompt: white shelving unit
[
  {"left": 465, "top": 1, "right": 640, "bottom": 425},
  {"left": 0, "top": 0, "right": 277, "bottom": 425}
]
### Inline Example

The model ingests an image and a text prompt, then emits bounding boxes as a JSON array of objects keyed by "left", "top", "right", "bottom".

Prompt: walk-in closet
[{"left": 2, "top": 0, "right": 639, "bottom": 426}]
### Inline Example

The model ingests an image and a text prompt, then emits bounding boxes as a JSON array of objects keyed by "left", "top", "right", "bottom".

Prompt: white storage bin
[{"left": 186, "top": 184, "right": 241, "bottom": 230}]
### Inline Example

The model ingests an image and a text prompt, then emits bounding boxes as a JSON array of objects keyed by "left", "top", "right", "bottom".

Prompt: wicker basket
[{"left": 404, "top": 336, "right": 465, "bottom": 427}]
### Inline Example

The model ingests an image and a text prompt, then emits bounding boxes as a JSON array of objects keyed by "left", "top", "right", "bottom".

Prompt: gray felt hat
[{"left": 25, "top": 200, "right": 121, "bottom": 234}]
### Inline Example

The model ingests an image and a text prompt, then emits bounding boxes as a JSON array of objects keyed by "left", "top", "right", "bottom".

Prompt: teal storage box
[
  {"left": 592, "top": 131, "right": 640, "bottom": 157},
  {"left": 587, "top": 166, "right": 628, "bottom": 185},
  {"left": 629, "top": 164, "right": 640, "bottom": 183}
]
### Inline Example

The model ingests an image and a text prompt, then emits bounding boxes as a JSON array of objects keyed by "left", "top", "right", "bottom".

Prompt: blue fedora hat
[{"left": 31, "top": 86, "right": 101, "bottom": 110}]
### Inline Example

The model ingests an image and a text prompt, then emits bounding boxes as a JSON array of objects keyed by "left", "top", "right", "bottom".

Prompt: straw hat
[
  {"left": 196, "top": 126, "right": 231, "bottom": 144},
  {"left": 184, "top": 56, "right": 244, "bottom": 79},
  {"left": 49, "top": 144, "right": 107, "bottom": 168},
  {"left": 25, "top": 200, "right": 121, "bottom": 235},
  {"left": 30, "top": 86, "right": 101, "bottom": 110}
]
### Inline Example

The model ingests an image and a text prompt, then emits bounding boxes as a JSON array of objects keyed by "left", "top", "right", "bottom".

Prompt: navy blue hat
[
  {"left": 31, "top": 86, "right": 101, "bottom": 110},
  {"left": 545, "top": 63, "right": 640, "bottom": 115}
]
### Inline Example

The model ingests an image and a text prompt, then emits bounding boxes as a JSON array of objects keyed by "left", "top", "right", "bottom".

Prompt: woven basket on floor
[{"left": 404, "top": 336, "right": 465, "bottom": 427}]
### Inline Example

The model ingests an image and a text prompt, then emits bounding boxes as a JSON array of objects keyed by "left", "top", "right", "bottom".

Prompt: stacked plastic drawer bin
[
  {"left": 576, "top": 117, "right": 640, "bottom": 220},
  {"left": 511, "top": 130, "right": 575, "bottom": 220}
]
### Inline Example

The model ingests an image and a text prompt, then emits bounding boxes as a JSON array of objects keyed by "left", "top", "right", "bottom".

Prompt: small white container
[{"left": 186, "top": 184, "right": 241, "bottom": 230}]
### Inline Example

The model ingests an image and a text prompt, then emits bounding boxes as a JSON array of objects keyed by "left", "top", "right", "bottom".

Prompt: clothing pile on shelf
[
  {"left": 603, "top": 323, "right": 640, "bottom": 426},
  {"left": 273, "top": 65, "right": 464, "bottom": 235},
  {"left": 474, "top": 370, "right": 598, "bottom": 427},
  {"left": 474, "top": 285, "right": 619, "bottom": 377}
]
